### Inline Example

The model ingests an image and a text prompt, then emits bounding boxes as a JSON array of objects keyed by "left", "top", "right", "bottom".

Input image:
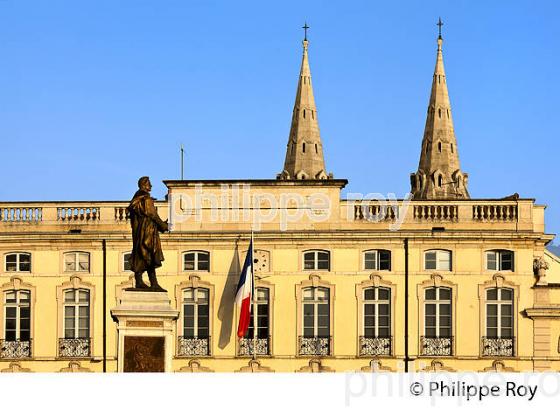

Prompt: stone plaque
[{"left": 123, "top": 336, "right": 165, "bottom": 372}]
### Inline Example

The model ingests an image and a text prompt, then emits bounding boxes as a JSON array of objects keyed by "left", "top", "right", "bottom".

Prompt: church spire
[
  {"left": 278, "top": 24, "right": 331, "bottom": 180},
  {"left": 410, "top": 19, "right": 469, "bottom": 199}
]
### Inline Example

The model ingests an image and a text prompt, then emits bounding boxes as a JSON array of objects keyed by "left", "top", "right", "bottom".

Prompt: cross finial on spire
[
  {"left": 302, "top": 22, "right": 310, "bottom": 41},
  {"left": 437, "top": 17, "right": 444, "bottom": 39}
]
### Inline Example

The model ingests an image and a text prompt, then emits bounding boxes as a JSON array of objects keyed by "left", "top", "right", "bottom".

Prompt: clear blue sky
[{"left": 1, "top": 1, "right": 559, "bottom": 241}]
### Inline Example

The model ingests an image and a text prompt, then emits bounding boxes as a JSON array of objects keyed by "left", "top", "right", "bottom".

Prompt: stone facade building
[{"left": 0, "top": 30, "right": 559, "bottom": 372}]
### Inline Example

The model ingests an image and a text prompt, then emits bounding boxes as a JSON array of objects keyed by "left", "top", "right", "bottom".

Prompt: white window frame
[
  {"left": 122, "top": 252, "right": 132, "bottom": 272},
  {"left": 4, "top": 252, "right": 32, "bottom": 273},
  {"left": 363, "top": 250, "right": 391, "bottom": 271},
  {"left": 424, "top": 250, "right": 452, "bottom": 271},
  {"left": 64, "top": 252, "right": 90, "bottom": 272},
  {"left": 183, "top": 251, "right": 210, "bottom": 272},
  {"left": 4, "top": 290, "right": 31, "bottom": 341},
  {"left": 424, "top": 287, "right": 452, "bottom": 338},
  {"left": 485, "top": 288, "right": 514, "bottom": 338},
  {"left": 486, "top": 250, "right": 514, "bottom": 272},
  {"left": 62, "top": 289, "right": 90, "bottom": 339},
  {"left": 303, "top": 250, "right": 330, "bottom": 271},
  {"left": 182, "top": 287, "right": 210, "bottom": 338},
  {"left": 302, "top": 287, "right": 330, "bottom": 337},
  {"left": 246, "top": 287, "right": 270, "bottom": 339},
  {"left": 362, "top": 287, "right": 391, "bottom": 338}
]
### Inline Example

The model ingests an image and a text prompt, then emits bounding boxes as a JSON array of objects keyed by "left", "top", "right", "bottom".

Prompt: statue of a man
[{"left": 128, "top": 176, "right": 168, "bottom": 291}]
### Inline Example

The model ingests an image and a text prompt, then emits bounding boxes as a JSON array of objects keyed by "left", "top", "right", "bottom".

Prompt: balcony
[
  {"left": 482, "top": 337, "right": 515, "bottom": 357},
  {"left": 58, "top": 338, "right": 91, "bottom": 358},
  {"left": 0, "top": 339, "right": 32, "bottom": 359},
  {"left": 298, "top": 336, "right": 331, "bottom": 356},
  {"left": 238, "top": 337, "right": 270, "bottom": 356},
  {"left": 359, "top": 336, "right": 392, "bottom": 356},
  {"left": 177, "top": 336, "right": 210, "bottom": 357},
  {"left": 420, "top": 336, "right": 453, "bottom": 356}
]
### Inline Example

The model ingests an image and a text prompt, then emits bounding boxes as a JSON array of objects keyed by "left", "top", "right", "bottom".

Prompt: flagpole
[{"left": 251, "top": 229, "right": 257, "bottom": 361}]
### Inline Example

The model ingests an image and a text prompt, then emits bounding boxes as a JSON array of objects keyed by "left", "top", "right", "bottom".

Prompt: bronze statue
[{"left": 128, "top": 176, "right": 168, "bottom": 291}]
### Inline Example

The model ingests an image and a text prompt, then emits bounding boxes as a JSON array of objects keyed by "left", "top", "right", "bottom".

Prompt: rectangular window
[
  {"left": 64, "top": 252, "right": 90, "bottom": 272},
  {"left": 425, "top": 250, "right": 451, "bottom": 271},
  {"left": 303, "top": 251, "right": 330, "bottom": 271},
  {"left": 486, "top": 251, "right": 514, "bottom": 271},
  {"left": 5, "top": 253, "right": 31, "bottom": 272},
  {"left": 4, "top": 290, "right": 31, "bottom": 341},
  {"left": 183, "top": 252, "right": 210, "bottom": 272}
]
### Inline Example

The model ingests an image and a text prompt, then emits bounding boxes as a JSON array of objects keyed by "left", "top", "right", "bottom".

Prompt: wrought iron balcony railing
[
  {"left": 420, "top": 336, "right": 453, "bottom": 356},
  {"left": 298, "top": 336, "right": 331, "bottom": 356},
  {"left": 359, "top": 336, "right": 392, "bottom": 356},
  {"left": 0, "top": 339, "right": 32, "bottom": 359},
  {"left": 177, "top": 336, "right": 211, "bottom": 357},
  {"left": 482, "top": 337, "right": 515, "bottom": 357},
  {"left": 58, "top": 338, "right": 91, "bottom": 358},
  {"left": 238, "top": 337, "right": 270, "bottom": 356}
]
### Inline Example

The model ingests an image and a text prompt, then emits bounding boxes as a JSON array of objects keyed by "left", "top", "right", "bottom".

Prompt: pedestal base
[{"left": 111, "top": 290, "right": 179, "bottom": 372}]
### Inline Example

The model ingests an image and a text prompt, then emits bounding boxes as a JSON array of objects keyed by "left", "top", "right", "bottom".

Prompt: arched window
[
  {"left": 3, "top": 290, "right": 31, "bottom": 343},
  {"left": 303, "top": 109, "right": 306, "bottom": 119},
  {"left": 483, "top": 288, "right": 514, "bottom": 356},
  {"left": 300, "top": 287, "right": 330, "bottom": 355},
  {"left": 60, "top": 289, "right": 91, "bottom": 357},
  {"left": 363, "top": 250, "right": 391, "bottom": 271},
  {"left": 486, "top": 250, "right": 514, "bottom": 271},
  {"left": 451, "top": 143, "right": 454, "bottom": 153},
  {"left": 4, "top": 252, "right": 31, "bottom": 273},
  {"left": 303, "top": 250, "right": 330, "bottom": 271},
  {"left": 64, "top": 252, "right": 90, "bottom": 272},
  {"left": 302, "top": 143, "right": 306, "bottom": 153},
  {"left": 239, "top": 287, "right": 270, "bottom": 356},
  {"left": 362, "top": 287, "right": 391, "bottom": 344},
  {"left": 179, "top": 287, "right": 210, "bottom": 356},
  {"left": 438, "top": 175, "right": 443, "bottom": 187},
  {"left": 424, "top": 250, "right": 451, "bottom": 271},
  {"left": 183, "top": 251, "right": 210, "bottom": 272},
  {"left": 422, "top": 287, "right": 452, "bottom": 356},
  {"left": 438, "top": 142, "right": 442, "bottom": 153},
  {"left": 438, "top": 108, "right": 441, "bottom": 118}
]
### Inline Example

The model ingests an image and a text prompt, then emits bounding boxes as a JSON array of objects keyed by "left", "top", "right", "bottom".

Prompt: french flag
[{"left": 236, "top": 237, "right": 254, "bottom": 338}]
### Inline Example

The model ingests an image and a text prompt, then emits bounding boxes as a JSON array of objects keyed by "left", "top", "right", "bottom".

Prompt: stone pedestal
[{"left": 111, "top": 290, "right": 179, "bottom": 373}]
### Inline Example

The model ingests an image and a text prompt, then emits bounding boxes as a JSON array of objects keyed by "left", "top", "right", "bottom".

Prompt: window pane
[
  {"left": 500, "top": 252, "right": 513, "bottom": 271},
  {"left": 123, "top": 253, "right": 132, "bottom": 271},
  {"left": 378, "top": 304, "right": 389, "bottom": 315},
  {"left": 64, "top": 290, "right": 75, "bottom": 302},
  {"left": 303, "top": 252, "right": 315, "bottom": 270},
  {"left": 256, "top": 288, "right": 269, "bottom": 301},
  {"left": 364, "top": 252, "right": 377, "bottom": 270},
  {"left": 64, "top": 254, "right": 76, "bottom": 271},
  {"left": 5, "top": 291, "right": 16, "bottom": 303},
  {"left": 425, "top": 304, "right": 436, "bottom": 315},
  {"left": 379, "top": 251, "right": 391, "bottom": 270},
  {"left": 425, "top": 288, "right": 436, "bottom": 300},
  {"left": 197, "top": 252, "right": 210, "bottom": 271},
  {"left": 317, "top": 256, "right": 329, "bottom": 270},
  {"left": 425, "top": 252, "right": 436, "bottom": 269},
  {"left": 197, "top": 289, "right": 209, "bottom": 302},
  {"left": 487, "top": 252, "right": 497, "bottom": 270},
  {"left": 439, "top": 288, "right": 451, "bottom": 300},
  {"left": 184, "top": 253, "right": 195, "bottom": 270},
  {"left": 500, "top": 289, "right": 513, "bottom": 301},
  {"left": 317, "top": 288, "right": 329, "bottom": 301},
  {"left": 487, "top": 288, "right": 498, "bottom": 300},
  {"left": 19, "top": 262, "right": 31, "bottom": 272},
  {"left": 487, "top": 304, "right": 497, "bottom": 315},
  {"left": 364, "top": 288, "right": 374, "bottom": 300},
  {"left": 183, "top": 288, "right": 194, "bottom": 301},
  {"left": 378, "top": 288, "right": 390, "bottom": 300},
  {"left": 6, "top": 254, "right": 17, "bottom": 263},
  {"left": 438, "top": 251, "right": 451, "bottom": 270},
  {"left": 78, "top": 253, "right": 89, "bottom": 271},
  {"left": 79, "top": 290, "right": 90, "bottom": 303},
  {"left": 303, "top": 288, "right": 313, "bottom": 300}
]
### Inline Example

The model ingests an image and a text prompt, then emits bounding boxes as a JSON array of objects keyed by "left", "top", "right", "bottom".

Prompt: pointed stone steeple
[
  {"left": 278, "top": 26, "right": 331, "bottom": 180},
  {"left": 410, "top": 20, "right": 469, "bottom": 199}
]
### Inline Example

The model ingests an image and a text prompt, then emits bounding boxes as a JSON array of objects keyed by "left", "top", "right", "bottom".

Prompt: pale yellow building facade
[{"left": 0, "top": 30, "right": 558, "bottom": 373}]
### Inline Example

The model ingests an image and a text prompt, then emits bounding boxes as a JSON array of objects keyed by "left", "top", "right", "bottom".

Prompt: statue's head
[{"left": 138, "top": 176, "right": 152, "bottom": 192}]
